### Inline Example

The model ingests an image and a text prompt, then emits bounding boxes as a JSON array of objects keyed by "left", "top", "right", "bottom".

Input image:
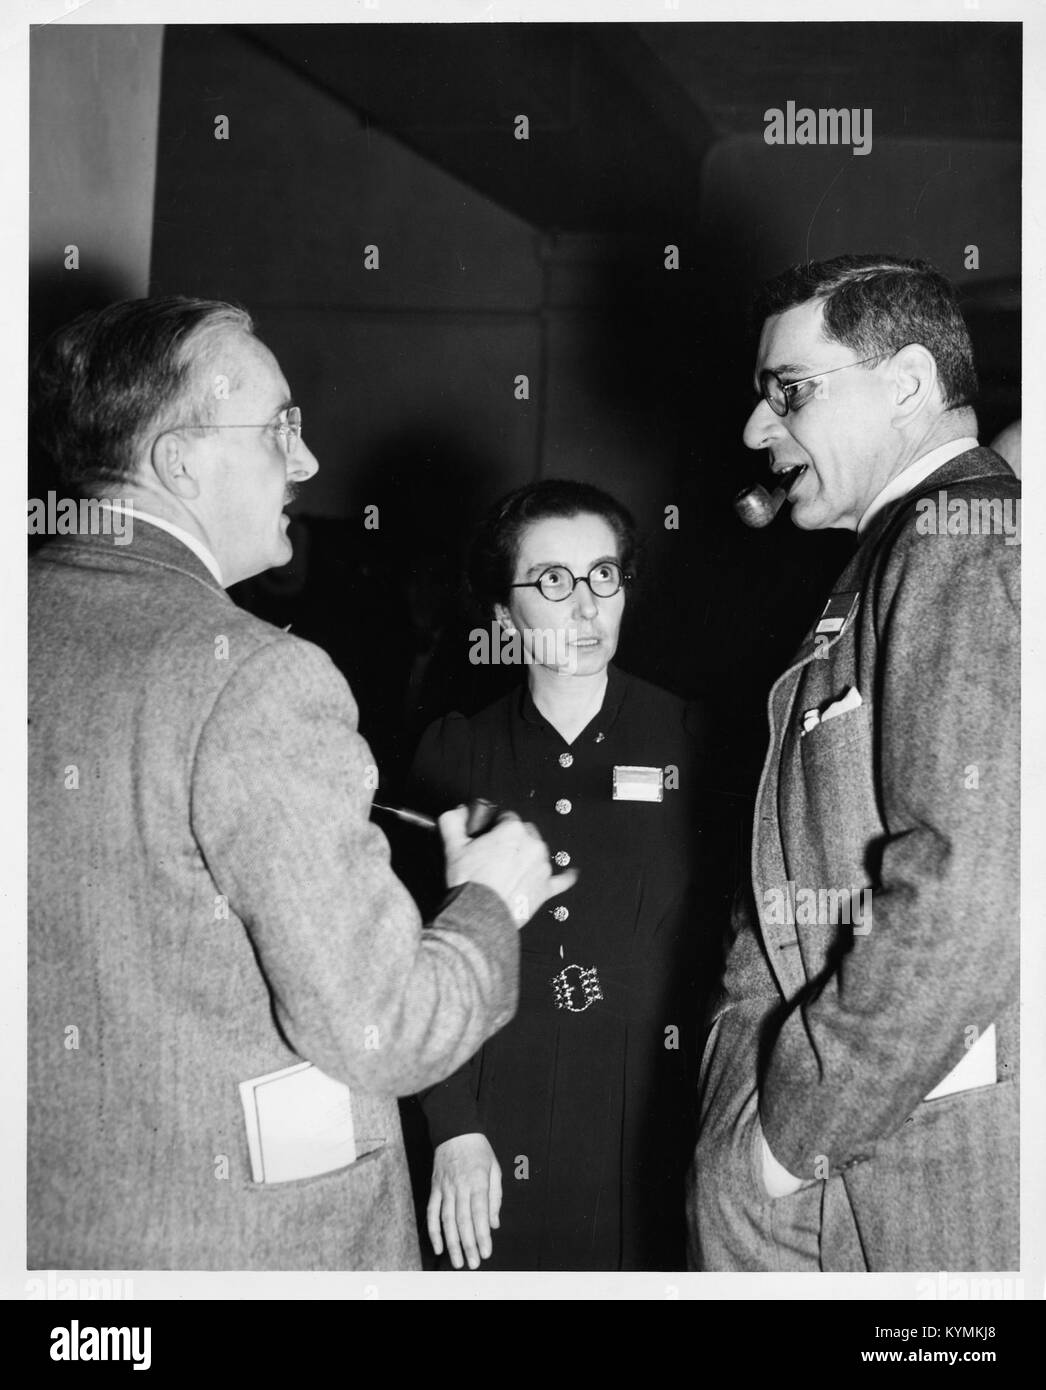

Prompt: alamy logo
[
  {"left": 50, "top": 1320, "right": 151, "bottom": 1370},
  {"left": 27, "top": 493, "right": 134, "bottom": 544},
  {"left": 468, "top": 621, "right": 578, "bottom": 670},
  {"left": 764, "top": 101, "right": 872, "bottom": 157},
  {"left": 915, "top": 491, "right": 1020, "bottom": 546},
  {"left": 763, "top": 881, "right": 873, "bottom": 935},
  {"left": 26, "top": 1272, "right": 133, "bottom": 1300}
]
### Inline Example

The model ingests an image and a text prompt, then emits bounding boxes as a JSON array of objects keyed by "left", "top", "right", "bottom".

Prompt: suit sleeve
[
  {"left": 190, "top": 636, "right": 519, "bottom": 1096},
  {"left": 760, "top": 516, "right": 1020, "bottom": 1176}
]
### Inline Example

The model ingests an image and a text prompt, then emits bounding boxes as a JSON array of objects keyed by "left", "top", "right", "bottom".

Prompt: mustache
[{"left": 283, "top": 483, "right": 300, "bottom": 507}]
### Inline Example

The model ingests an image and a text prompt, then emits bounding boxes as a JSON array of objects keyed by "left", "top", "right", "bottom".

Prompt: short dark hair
[
  {"left": 753, "top": 254, "right": 978, "bottom": 409},
  {"left": 468, "top": 479, "right": 638, "bottom": 611},
  {"left": 30, "top": 296, "right": 254, "bottom": 492}
]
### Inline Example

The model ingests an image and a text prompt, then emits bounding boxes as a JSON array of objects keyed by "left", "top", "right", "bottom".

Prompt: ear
[
  {"left": 493, "top": 603, "right": 516, "bottom": 633},
  {"left": 149, "top": 430, "right": 202, "bottom": 500},
  {"left": 890, "top": 344, "right": 938, "bottom": 425}
]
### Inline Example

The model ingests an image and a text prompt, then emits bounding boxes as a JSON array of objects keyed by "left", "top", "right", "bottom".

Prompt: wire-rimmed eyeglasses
[
  {"left": 510, "top": 560, "right": 629, "bottom": 603},
  {"left": 165, "top": 406, "right": 303, "bottom": 456},
  {"left": 758, "top": 356, "right": 885, "bottom": 417}
]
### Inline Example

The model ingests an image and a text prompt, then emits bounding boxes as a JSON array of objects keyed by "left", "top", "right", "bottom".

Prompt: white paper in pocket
[
  {"left": 924, "top": 1025, "right": 997, "bottom": 1101},
  {"left": 239, "top": 1061, "right": 357, "bottom": 1184}
]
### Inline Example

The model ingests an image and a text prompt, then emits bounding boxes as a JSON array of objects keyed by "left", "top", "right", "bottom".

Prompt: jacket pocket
[
  {"left": 795, "top": 701, "right": 883, "bottom": 880},
  {"left": 245, "top": 1139, "right": 388, "bottom": 1193}
]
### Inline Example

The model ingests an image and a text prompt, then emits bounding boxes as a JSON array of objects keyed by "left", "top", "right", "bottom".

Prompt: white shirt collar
[
  {"left": 857, "top": 437, "right": 979, "bottom": 534},
  {"left": 99, "top": 501, "right": 224, "bottom": 587}
]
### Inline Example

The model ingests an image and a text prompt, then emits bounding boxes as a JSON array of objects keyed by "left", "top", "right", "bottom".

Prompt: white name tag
[
  {"left": 612, "top": 765, "right": 664, "bottom": 802},
  {"left": 813, "top": 590, "right": 860, "bottom": 637},
  {"left": 239, "top": 1061, "right": 357, "bottom": 1184}
]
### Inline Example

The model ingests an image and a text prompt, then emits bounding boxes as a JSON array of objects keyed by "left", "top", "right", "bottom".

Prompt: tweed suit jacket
[
  {"left": 28, "top": 520, "right": 519, "bottom": 1270},
  {"left": 690, "top": 447, "right": 1019, "bottom": 1271}
]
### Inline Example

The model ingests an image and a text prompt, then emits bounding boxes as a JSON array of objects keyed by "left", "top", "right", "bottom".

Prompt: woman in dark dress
[{"left": 407, "top": 480, "right": 711, "bottom": 1271}]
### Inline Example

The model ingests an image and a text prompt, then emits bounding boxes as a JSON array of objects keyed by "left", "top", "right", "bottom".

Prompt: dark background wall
[{"left": 31, "top": 20, "right": 1021, "bottom": 802}]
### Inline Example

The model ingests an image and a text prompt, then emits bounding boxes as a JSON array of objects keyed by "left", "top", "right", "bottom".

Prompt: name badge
[
  {"left": 814, "top": 590, "right": 860, "bottom": 636},
  {"left": 612, "top": 765, "right": 664, "bottom": 802}
]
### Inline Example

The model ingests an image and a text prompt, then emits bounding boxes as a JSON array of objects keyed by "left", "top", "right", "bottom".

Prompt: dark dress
[{"left": 406, "top": 664, "right": 713, "bottom": 1271}]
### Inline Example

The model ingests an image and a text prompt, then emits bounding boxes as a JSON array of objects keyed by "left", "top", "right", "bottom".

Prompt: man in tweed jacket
[
  {"left": 689, "top": 256, "right": 1019, "bottom": 1271},
  {"left": 28, "top": 297, "right": 573, "bottom": 1270}
]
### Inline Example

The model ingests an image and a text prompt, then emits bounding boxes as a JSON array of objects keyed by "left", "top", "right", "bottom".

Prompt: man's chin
[
  {"left": 790, "top": 503, "right": 853, "bottom": 533},
  {"left": 788, "top": 486, "right": 834, "bottom": 531},
  {"left": 789, "top": 503, "right": 821, "bottom": 531},
  {"left": 253, "top": 535, "right": 295, "bottom": 579}
]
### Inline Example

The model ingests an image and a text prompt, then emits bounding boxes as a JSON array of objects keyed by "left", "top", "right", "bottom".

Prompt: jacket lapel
[
  {"left": 752, "top": 589, "right": 863, "bottom": 999},
  {"left": 748, "top": 444, "right": 1016, "bottom": 1002}
]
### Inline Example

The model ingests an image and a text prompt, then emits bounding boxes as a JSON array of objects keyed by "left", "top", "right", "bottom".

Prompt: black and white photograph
[{"left": 5, "top": 0, "right": 1044, "bottom": 1337}]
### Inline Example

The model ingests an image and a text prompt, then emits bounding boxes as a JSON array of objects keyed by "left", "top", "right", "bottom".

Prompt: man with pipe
[{"left": 689, "top": 255, "right": 1019, "bottom": 1270}]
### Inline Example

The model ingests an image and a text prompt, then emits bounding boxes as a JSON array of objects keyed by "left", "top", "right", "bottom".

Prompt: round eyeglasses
[
  {"left": 510, "top": 561, "right": 629, "bottom": 602},
  {"left": 758, "top": 356, "right": 885, "bottom": 417}
]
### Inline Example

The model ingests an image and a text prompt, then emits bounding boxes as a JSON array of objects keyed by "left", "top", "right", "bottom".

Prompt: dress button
[
  {"left": 551, "top": 905, "right": 570, "bottom": 922},
  {"left": 555, "top": 798, "right": 572, "bottom": 815},
  {"left": 559, "top": 752, "right": 574, "bottom": 768},
  {"left": 554, "top": 850, "right": 571, "bottom": 867}
]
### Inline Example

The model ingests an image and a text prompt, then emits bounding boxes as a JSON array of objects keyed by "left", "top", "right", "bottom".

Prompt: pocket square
[
  {"left": 801, "top": 686, "right": 862, "bottom": 735},
  {"left": 821, "top": 686, "right": 862, "bottom": 722}
]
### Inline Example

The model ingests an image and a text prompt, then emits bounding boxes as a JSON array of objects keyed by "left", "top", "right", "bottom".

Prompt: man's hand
[
  {"left": 439, "top": 805, "right": 577, "bottom": 927},
  {"left": 427, "top": 1132, "right": 502, "bottom": 1270}
]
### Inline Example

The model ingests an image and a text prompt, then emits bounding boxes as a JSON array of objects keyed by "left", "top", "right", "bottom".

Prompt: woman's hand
[{"left": 427, "top": 1132, "right": 502, "bottom": 1270}]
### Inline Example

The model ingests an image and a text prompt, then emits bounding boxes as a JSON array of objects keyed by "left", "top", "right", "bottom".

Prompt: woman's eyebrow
[
  {"left": 521, "top": 554, "right": 618, "bottom": 578},
  {"left": 522, "top": 559, "right": 564, "bottom": 577}
]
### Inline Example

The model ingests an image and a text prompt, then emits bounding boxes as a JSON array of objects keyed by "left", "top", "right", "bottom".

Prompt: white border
[{"left": 3, "top": 0, "right": 1042, "bottom": 1303}]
